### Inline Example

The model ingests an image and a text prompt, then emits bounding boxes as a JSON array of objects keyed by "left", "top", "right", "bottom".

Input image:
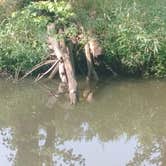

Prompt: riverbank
[{"left": 0, "top": 0, "right": 166, "bottom": 78}]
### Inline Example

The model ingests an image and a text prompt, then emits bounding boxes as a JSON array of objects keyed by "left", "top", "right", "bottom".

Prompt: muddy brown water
[{"left": 0, "top": 78, "right": 166, "bottom": 166}]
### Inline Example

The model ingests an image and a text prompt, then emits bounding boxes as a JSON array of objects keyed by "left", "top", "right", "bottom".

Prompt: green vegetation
[
  {"left": 73, "top": 0, "right": 166, "bottom": 77},
  {"left": 0, "top": 1, "right": 47, "bottom": 76},
  {"left": 0, "top": 0, "right": 166, "bottom": 78},
  {"left": 0, "top": 1, "right": 80, "bottom": 77}
]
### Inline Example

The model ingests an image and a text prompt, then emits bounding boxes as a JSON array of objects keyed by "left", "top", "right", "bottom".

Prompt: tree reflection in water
[
  {"left": 0, "top": 128, "right": 16, "bottom": 165},
  {"left": 0, "top": 79, "right": 166, "bottom": 165}
]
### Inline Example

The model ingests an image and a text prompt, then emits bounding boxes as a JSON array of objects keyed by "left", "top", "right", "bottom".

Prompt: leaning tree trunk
[
  {"left": 21, "top": 23, "right": 104, "bottom": 104},
  {"left": 59, "top": 39, "right": 79, "bottom": 104},
  {"left": 47, "top": 26, "right": 78, "bottom": 104}
]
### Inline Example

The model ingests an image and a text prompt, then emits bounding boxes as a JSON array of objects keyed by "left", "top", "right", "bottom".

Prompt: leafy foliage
[
  {"left": 0, "top": 1, "right": 77, "bottom": 76},
  {"left": 72, "top": 0, "right": 166, "bottom": 77}
]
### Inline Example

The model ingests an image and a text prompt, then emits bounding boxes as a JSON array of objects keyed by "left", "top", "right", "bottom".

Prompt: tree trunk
[
  {"left": 60, "top": 40, "right": 78, "bottom": 104},
  {"left": 47, "top": 34, "right": 78, "bottom": 104}
]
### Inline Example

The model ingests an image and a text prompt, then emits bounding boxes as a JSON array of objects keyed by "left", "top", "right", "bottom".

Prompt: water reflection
[
  {"left": 60, "top": 136, "right": 137, "bottom": 166},
  {"left": 0, "top": 128, "right": 16, "bottom": 166},
  {"left": 0, "top": 79, "right": 166, "bottom": 166}
]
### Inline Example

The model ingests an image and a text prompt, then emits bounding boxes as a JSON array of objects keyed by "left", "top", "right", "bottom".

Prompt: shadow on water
[{"left": 0, "top": 78, "right": 166, "bottom": 166}]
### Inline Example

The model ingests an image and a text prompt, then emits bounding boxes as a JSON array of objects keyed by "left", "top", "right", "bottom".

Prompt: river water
[{"left": 0, "top": 78, "right": 166, "bottom": 166}]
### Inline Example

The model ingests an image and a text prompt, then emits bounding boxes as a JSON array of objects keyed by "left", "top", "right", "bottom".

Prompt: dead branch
[
  {"left": 20, "top": 60, "right": 56, "bottom": 80},
  {"left": 48, "top": 63, "right": 59, "bottom": 79},
  {"left": 35, "top": 59, "right": 59, "bottom": 82}
]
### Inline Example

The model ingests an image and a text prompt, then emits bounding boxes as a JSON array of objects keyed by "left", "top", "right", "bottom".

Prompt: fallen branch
[
  {"left": 35, "top": 59, "right": 59, "bottom": 82},
  {"left": 20, "top": 60, "right": 56, "bottom": 80},
  {"left": 48, "top": 63, "right": 59, "bottom": 79}
]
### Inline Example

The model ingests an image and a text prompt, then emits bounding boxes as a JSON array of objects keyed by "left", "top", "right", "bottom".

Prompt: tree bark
[
  {"left": 60, "top": 39, "right": 78, "bottom": 104},
  {"left": 84, "top": 43, "right": 99, "bottom": 81},
  {"left": 47, "top": 32, "right": 78, "bottom": 104}
]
